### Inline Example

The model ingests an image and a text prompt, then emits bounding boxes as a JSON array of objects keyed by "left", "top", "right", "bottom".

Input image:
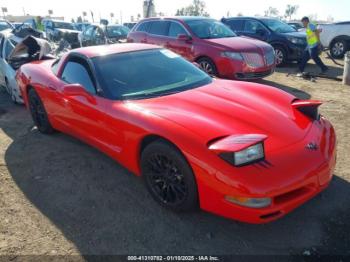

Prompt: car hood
[
  {"left": 204, "top": 36, "right": 272, "bottom": 53},
  {"left": 282, "top": 31, "right": 306, "bottom": 38},
  {"left": 8, "top": 35, "right": 52, "bottom": 61},
  {"left": 131, "top": 79, "right": 312, "bottom": 151}
]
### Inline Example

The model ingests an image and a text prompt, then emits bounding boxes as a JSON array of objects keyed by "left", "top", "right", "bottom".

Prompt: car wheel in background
[
  {"left": 273, "top": 46, "right": 287, "bottom": 67},
  {"left": 197, "top": 57, "right": 218, "bottom": 77},
  {"left": 141, "top": 140, "right": 198, "bottom": 212},
  {"left": 330, "top": 39, "right": 347, "bottom": 59},
  {"left": 28, "top": 88, "right": 54, "bottom": 134}
]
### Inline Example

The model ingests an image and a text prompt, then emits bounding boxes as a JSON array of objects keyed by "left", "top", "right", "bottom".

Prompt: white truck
[{"left": 319, "top": 22, "right": 350, "bottom": 58}]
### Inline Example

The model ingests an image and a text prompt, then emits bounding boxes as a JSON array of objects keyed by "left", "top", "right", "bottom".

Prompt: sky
[{"left": 1, "top": 0, "right": 349, "bottom": 23}]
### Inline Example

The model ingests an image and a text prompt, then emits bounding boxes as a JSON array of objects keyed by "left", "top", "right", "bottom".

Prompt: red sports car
[{"left": 16, "top": 44, "right": 336, "bottom": 224}]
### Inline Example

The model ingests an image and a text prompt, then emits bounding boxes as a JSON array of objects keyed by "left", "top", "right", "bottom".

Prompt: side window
[
  {"left": 61, "top": 59, "right": 96, "bottom": 94},
  {"left": 84, "top": 26, "right": 94, "bottom": 37},
  {"left": 136, "top": 22, "right": 150, "bottom": 32},
  {"left": 4, "top": 40, "right": 16, "bottom": 60},
  {"left": 148, "top": 21, "right": 170, "bottom": 36},
  {"left": 227, "top": 20, "right": 244, "bottom": 32},
  {"left": 244, "top": 20, "right": 265, "bottom": 33},
  {"left": 168, "top": 22, "right": 188, "bottom": 37}
]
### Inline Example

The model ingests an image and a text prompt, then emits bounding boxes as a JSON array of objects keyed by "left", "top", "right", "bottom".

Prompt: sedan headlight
[
  {"left": 221, "top": 51, "right": 244, "bottom": 61},
  {"left": 287, "top": 36, "right": 306, "bottom": 45},
  {"left": 220, "top": 143, "right": 265, "bottom": 166}
]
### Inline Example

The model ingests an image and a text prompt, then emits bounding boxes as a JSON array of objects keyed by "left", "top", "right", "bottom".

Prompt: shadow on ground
[{"left": 1, "top": 89, "right": 349, "bottom": 256}]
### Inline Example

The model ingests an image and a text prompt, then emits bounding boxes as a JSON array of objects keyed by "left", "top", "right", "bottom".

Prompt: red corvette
[{"left": 16, "top": 44, "right": 336, "bottom": 224}]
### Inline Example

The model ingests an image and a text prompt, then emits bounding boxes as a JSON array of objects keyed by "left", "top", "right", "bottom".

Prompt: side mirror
[
  {"left": 62, "top": 84, "right": 96, "bottom": 104},
  {"left": 177, "top": 34, "right": 192, "bottom": 42}
]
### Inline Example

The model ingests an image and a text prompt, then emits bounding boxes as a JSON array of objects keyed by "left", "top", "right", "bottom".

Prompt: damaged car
[
  {"left": 0, "top": 28, "right": 53, "bottom": 103},
  {"left": 79, "top": 24, "right": 130, "bottom": 47},
  {"left": 44, "top": 19, "right": 80, "bottom": 48}
]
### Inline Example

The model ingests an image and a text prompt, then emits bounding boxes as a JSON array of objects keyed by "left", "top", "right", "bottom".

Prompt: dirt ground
[{"left": 0, "top": 54, "right": 349, "bottom": 259}]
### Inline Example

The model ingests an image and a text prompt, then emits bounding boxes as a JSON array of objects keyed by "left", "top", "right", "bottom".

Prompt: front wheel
[
  {"left": 28, "top": 88, "right": 54, "bottom": 134},
  {"left": 197, "top": 57, "right": 218, "bottom": 77},
  {"left": 273, "top": 46, "right": 287, "bottom": 67},
  {"left": 141, "top": 140, "right": 198, "bottom": 212},
  {"left": 330, "top": 39, "right": 347, "bottom": 59}
]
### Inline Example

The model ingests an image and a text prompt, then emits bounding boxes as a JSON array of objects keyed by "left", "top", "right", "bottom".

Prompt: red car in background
[
  {"left": 16, "top": 44, "right": 336, "bottom": 223},
  {"left": 128, "top": 17, "right": 276, "bottom": 80}
]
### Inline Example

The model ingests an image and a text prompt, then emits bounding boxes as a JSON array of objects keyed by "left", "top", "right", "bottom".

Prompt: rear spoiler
[
  {"left": 208, "top": 134, "right": 267, "bottom": 154},
  {"left": 292, "top": 100, "right": 322, "bottom": 120}
]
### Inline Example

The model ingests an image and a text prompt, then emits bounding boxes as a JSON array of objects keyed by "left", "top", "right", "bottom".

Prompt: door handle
[{"left": 47, "top": 86, "right": 56, "bottom": 91}]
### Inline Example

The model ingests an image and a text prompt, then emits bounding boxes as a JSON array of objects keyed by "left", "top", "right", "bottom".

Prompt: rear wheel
[
  {"left": 197, "top": 57, "right": 218, "bottom": 77},
  {"left": 273, "top": 46, "right": 287, "bottom": 67},
  {"left": 141, "top": 140, "right": 198, "bottom": 212},
  {"left": 28, "top": 88, "right": 54, "bottom": 134},
  {"left": 330, "top": 39, "right": 348, "bottom": 59}
]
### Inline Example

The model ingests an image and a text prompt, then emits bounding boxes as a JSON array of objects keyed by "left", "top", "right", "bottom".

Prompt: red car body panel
[
  {"left": 127, "top": 17, "right": 276, "bottom": 80},
  {"left": 16, "top": 44, "right": 336, "bottom": 224}
]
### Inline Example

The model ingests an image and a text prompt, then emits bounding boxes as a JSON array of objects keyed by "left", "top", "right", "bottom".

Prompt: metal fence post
[{"left": 343, "top": 51, "right": 350, "bottom": 86}]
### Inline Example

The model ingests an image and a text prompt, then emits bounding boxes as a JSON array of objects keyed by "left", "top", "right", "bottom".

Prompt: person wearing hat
[{"left": 298, "top": 16, "right": 328, "bottom": 75}]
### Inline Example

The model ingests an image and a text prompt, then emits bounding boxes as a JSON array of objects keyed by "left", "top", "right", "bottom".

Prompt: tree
[
  {"left": 264, "top": 7, "right": 279, "bottom": 17},
  {"left": 284, "top": 4, "right": 299, "bottom": 21},
  {"left": 237, "top": 12, "right": 243, "bottom": 17},
  {"left": 76, "top": 16, "right": 83, "bottom": 23},
  {"left": 175, "top": 0, "right": 210, "bottom": 17},
  {"left": 71, "top": 18, "right": 75, "bottom": 23}
]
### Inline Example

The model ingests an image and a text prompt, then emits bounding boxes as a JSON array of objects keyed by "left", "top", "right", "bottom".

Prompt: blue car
[{"left": 222, "top": 17, "right": 307, "bottom": 66}]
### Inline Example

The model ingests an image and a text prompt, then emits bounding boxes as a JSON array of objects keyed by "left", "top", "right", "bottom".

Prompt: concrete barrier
[{"left": 343, "top": 51, "right": 350, "bottom": 86}]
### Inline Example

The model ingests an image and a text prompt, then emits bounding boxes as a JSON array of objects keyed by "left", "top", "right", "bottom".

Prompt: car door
[
  {"left": 242, "top": 19, "right": 269, "bottom": 41},
  {"left": 55, "top": 56, "right": 107, "bottom": 143},
  {"left": 146, "top": 20, "right": 170, "bottom": 48},
  {"left": 81, "top": 26, "right": 95, "bottom": 47},
  {"left": 92, "top": 27, "right": 106, "bottom": 46},
  {"left": 166, "top": 21, "right": 193, "bottom": 60}
]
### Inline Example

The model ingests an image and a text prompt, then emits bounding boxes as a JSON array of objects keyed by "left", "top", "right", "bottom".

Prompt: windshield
[
  {"left": 0, "top": 21, "right": 12, "bottom": 31},
  {"left": 262, "top": 19, "right": 296, "bottom": 33},
  {"left": 93, "top": 49, "right": 212, "bottom": 100},
  {"left": 106, "top": 25, "right": 130, "bottom": 38},
  {"left": 54, "top": 22, "right": 75, "bottom": 30},
  {"left": 186, "top": 19, "right": 236, "bottom": 39}
]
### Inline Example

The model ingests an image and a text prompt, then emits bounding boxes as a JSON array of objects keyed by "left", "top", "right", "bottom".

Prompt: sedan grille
[{"left": 242, "top": 53, "right": 265, "bottom": 68}]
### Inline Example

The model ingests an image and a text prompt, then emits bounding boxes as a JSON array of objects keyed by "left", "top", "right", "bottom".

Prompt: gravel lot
[{"left": 0, "top": 55, "right": 349, "bottom": 258}]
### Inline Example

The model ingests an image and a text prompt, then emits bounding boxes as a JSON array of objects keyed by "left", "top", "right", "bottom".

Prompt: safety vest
[
  {"left": 306, "top": 23, "right": 319, "bottom": 46},
  {"left": 36, "top": 22, "right": 44, "bottom": 31}
]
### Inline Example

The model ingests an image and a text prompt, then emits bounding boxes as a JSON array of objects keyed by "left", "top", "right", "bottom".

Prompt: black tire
[
  {"left": 330, "top": 39, "right": 348, "bottom": 59},
  {"left": 141, "top": 140, "right": 198, "bottom": 212},
  {"left": 273, "top": 46, "right": 287, "bottom": 67},
  {"left": 28, "top": 88, "right": 54, "bottom": 134},
  {"left": 197, "top": 57, "right": 218, "bottom": 77}
]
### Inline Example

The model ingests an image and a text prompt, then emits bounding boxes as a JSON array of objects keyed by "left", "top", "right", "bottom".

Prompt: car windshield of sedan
[
  {"left": 106, "top": 26, "right": 130, "bottom": 38},
  {"left": 262, "top": 19, "right": 296, "bottom": 33},
  {"left": 93, "top": 49, "right": 212, "bottom": 100},
  {"left": 54, "top": 22, "right": 75, "bottom": 30},
  {"left": 186, "top": 19, "right": 236, "bottom": 39}
]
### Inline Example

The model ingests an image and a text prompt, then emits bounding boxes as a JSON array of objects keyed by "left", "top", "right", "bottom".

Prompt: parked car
[
  {"left": 74, "top": 22, "right": 91, "bottom": 32},
  {"left": 318, "top": 21, "right": 350, "bottom": 58},
  {"left": 44, "top": 20, "right": 80, "bottom": 48},
  {"left": 0, "top": 19, "right": 14, "bottom": 31},
  {"left": 123, "top": 22, "right": 137, "bottom": 30},
  {"left": 16, "top": 43, "right": 336, "bottom": 223},
  {"left": 222, "top": 17, "right": 307, "bottom": 66},
  {"left": 0, "top": 29, "right": 51, "bottom": 103},
  {"left": 128, "top": 17, "right": 276, "bottom": 80},
  {"left": 79, "top": 24, "right": 130, "bottom": 47}
]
